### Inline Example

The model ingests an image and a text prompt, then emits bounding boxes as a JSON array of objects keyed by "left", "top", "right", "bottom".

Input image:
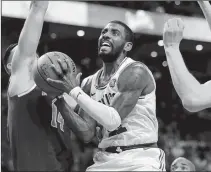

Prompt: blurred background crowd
[{"left": 1, "top": 1, "right": 211, "bottom": 171}]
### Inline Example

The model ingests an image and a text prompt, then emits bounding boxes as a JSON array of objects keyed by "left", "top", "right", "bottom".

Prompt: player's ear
[
  {"left": 124, "top": 42, "right": 133, "bottom": 52},
  {"left": 7, "top": 63, "right": 12, "bottom": 70}
]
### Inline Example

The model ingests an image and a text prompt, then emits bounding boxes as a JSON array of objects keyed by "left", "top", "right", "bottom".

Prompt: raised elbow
[{"left": 182, "top": 97, "right": 200, "bottom": 113}]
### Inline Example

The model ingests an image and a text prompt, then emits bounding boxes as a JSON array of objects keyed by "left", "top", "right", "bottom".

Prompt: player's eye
[
  {"left": 101, "top": 29, "right": 107, "bottom": 35},
  {"left": 112, "top": 31, "right": 119, "bottom": 36}
]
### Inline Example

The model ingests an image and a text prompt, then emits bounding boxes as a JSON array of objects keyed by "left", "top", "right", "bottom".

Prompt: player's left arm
[
  {"left": 163, "top": 18, "right": 211, "bottom": 112},
  {"left": 11, "top": 1, "right": 49, "bottom": 74},
  {"left": 198, "top": 1, "right": 211, "bottom": 31}
]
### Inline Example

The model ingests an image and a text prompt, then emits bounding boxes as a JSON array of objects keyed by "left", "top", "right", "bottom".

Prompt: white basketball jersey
[{"left": 89, "top": 57, "right": 158, "bottom": 148}]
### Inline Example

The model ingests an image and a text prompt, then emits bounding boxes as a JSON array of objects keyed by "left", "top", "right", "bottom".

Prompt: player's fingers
[
  {"left": 57, "top": 59, "right": 68, "bottom": 73},
  {"left": 46, "top": 78, "right": 63, "bottom": 86},
  {"left": 163, "top": 22, "right": 167, "bottom": 32},
  {"left": 65, "top": 59, "right": 73, "bottom": 73},
  {"left": 163, "top": 22, "right": 169, "bottom": 38},
  {"left": 51, "top": 64, "right": 63, "bottom": 77},
  {"left": 177, "top": 18, "right": 185, "bottom": 30},
  {"left": 62, "top": 59, "right": 68, "bottom": 73},
  {"left": 166, "top": 19, "right": 171, "bottom": 28}
]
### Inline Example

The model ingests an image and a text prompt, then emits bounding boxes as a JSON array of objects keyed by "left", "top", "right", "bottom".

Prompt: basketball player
[
  {"left": 171, "top": 157, "right": 195, "bottom": 171},
  {"left": 47, "top": 20, "right": 166, "bottom": 171},
  {"left": 3, "top": 1, "right": 78, "bottom": 171},
  {"left": 163, "top": 1, "right": 211, "bottom": 112}
]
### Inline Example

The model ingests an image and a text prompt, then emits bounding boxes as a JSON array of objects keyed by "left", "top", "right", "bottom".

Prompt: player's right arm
[
  {"left": 54, "top": 77, "right": 97, "bottom": 143},
  {"left": 11, "top": 1, "right": 48, "bottom": 74},
  {"left": 163, "top": 18, "right": 211, "bottom": 112},
  {"left": 198, "top": 1, "right": 211, "bottom": 31}
]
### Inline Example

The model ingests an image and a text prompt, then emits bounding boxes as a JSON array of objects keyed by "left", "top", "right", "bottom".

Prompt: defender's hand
[
  {"left": 163, "top": 18, "right": 185, "bottom": 49},
  {"left": 47, "top": 59, "right": 82, "bottom": 94}
]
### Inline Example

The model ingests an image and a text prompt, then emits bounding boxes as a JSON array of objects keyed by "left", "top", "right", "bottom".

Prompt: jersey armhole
[{"left": 17, "top": 84, "right": 37, "bottom": 97}]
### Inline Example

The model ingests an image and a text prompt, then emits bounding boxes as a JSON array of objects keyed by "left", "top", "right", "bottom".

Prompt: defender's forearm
[
  {"left": 70, "top": 132, "right": 82, "bottom": 164},
  {"left": 18, "top": 5, "right": 47, "bottom": 55},
  {"left": 164, "top": 47, "right": 201, "bottom": 102},
  {"left": 55, "top": 98, "right": 94, "bottom": 143},
  {"left": 198, "top": 1, "right": 211, "bottom": 31}
]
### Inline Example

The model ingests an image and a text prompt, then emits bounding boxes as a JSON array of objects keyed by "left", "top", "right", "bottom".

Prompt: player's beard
[{"left": 98, "top": 45, "right": 124, "bottom": 63}]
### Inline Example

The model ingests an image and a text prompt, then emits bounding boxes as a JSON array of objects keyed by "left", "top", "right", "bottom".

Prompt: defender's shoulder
[{"left": 118, "top": 61, "right": 154, "bottom": 92}]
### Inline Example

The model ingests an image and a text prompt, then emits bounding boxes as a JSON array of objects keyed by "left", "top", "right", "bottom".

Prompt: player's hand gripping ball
[
  {"left": 32, "top": 51, "right": 80, "bottom": 96},
  {"left": 163, "top": 18, "right": 185, "bottom": 48}
]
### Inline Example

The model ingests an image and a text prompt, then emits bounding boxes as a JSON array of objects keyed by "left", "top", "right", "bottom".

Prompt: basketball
[{"left": 32, "top": 51, "right": 77, "bottom": 95}]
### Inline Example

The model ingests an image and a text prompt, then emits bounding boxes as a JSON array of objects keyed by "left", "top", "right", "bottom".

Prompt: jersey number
[{"left": 51, "top": 102, "right": 64, "bottom": 132}]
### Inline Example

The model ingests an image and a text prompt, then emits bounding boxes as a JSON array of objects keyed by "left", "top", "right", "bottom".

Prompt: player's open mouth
[{"left": 100, "top": 41, "right": 112, "bottom": 48}]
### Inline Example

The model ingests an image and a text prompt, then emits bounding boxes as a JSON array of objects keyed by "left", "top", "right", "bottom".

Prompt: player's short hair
[
  {"left": 2, "top": 43, "right": 18, "bottom": 67},
  {"left": 109, "top": 20, "right": 134, "bottom": 43},
  {"left": 171, "top": 157, "right": 195, "bottom": 171}
]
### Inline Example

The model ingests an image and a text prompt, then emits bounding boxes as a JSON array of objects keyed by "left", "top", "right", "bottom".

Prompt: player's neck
[{"left": 102, "top": 54, "right": 126, "bottom": 78}]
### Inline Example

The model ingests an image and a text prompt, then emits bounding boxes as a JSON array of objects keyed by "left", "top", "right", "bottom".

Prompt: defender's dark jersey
[{"left": 7, "top": 86, "right": 72, "bottom": 171}]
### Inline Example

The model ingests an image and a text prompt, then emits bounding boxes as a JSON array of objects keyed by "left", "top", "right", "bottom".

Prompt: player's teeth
[{"left": 103, "top": 43, "right": 109, "bottom": 46}]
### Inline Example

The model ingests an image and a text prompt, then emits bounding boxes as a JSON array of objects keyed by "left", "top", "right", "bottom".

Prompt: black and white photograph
[{"left": 1, "top": 1, "right": 211, "bottom": 171}]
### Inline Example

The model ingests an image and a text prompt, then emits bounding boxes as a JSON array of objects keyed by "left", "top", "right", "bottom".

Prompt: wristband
[{"left": 69, "top": 87, "right": 83, "bottom": 101}]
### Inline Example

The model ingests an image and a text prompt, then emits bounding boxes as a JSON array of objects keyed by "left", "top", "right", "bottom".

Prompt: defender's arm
[
  {"left": 163, "top": 18, "right": 211, "bottom": 112},
  {"left": 198, "top": 1, "right": 211, "bottom": 31},
  {"left": 165, "top": 47, "right": 211, "bottom": 112},
  {"left": 11, "top": 1, "right": 48, "bottom": 74},
  {"left": 55, "top": 77, "right": 96, "bottom": 143}
]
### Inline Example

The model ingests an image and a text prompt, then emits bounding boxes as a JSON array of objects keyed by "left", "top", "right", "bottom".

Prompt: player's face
[
  {"left": 98, "top": 23, "right": 127, "bottom": 63},
  {"left": 171, "top": 161, "right": 192, "bottom": 171}
]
